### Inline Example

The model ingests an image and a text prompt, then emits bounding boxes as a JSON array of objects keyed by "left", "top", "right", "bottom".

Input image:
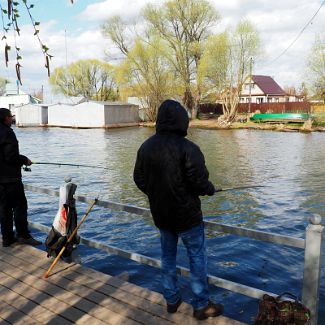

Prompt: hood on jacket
[{"left": 156, "top": 100, "right": 189, "bottom": 136}]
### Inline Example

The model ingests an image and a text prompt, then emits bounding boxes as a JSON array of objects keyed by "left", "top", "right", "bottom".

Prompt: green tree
[
  {"left": 0, "top": 77, "right": 8, "bottom": 95},
  {"left": 199, "top": 20, "right": 261, "bottom": 125},
  {"left": 306, "top": 34, "right": 325, "bottom": 102},
  {"left": 49, "top": 59, "right": 119, "bottom": 101},
  {"left": 116, "top": 38, "right": 175, "bottom": 121},
  {"left": 103, "top": 16, "right": 179, "bottom": 121},
  {"left": 143, "top": 0, "right": 220, "bottom": 118}
]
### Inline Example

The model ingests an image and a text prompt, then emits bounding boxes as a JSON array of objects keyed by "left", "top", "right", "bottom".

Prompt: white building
[
  {"left": 128, "top": 96, "right": 146, "bottom": 121},
  {"left": 47, "top": 101, "right": 139, "bottom": 128},
  {"left": 15, "top": 104, "right": 48, "bottom": 127},
  {"left": 0, "top": 83, "right": 41, "bottom": 114},
  {"left": 240, "top": 75, "right": 304, "bottom": 104}
]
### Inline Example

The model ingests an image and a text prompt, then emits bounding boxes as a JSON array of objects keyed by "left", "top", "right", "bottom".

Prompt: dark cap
[{"left": 0, "top": 108, "right": 14, "bottom": 123}]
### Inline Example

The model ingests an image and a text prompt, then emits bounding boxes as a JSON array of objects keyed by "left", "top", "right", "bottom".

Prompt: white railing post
[{"left": 302, "top": 214, "right": 323, "bottom": 325}]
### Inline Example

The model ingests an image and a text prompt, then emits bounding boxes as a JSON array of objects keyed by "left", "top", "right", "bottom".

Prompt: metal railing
[{"left": 24, "top": 183, "right": 323, "bottom": 325}]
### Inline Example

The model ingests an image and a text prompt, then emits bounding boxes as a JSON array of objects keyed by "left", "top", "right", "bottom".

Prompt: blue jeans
[{"left": 159, "top": 222, "right": 209, "bottom": 310}]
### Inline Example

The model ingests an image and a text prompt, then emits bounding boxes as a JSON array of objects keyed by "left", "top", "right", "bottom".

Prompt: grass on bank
[{"left": 313, "top": 113, "right": 325, "bottom": 127}]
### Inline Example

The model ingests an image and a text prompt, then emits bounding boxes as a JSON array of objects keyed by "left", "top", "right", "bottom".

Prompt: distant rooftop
[
  {"left": 42, "top": 93, "right": 85, "bottom": 105},
  {"left": 252, "top": 75, "right": 286, "bottom": 96}
]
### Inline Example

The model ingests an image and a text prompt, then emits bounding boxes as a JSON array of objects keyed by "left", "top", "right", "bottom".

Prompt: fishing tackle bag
[
  {"left": 45, "top": 205, "right": 80, "bottom": 258},
  {"left": 254, "top": 292, "right": 311, "bottom": 325},
  {"left": 45, "top": 182, "right": 80, "bottom": 258}
]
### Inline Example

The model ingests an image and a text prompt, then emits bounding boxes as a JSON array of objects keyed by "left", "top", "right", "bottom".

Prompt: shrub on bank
[{"left": 313, "top": 113, "right": 325, "bottom": 126}]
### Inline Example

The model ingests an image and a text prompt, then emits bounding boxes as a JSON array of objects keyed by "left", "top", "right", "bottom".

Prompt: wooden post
[{"left": 302, "top": 215, "right": 323, "bottom": 325}]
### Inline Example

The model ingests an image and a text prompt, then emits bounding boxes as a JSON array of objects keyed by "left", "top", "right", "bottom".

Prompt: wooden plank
[
  {"left": 0, "top": 293, "right": 67, "bottom": 325},
  {"left": 4, "top": 247, "right": 201, "bottom": 324},
  {"left": 0, "top": 254, "right": 139, "bottom": 325},
  {"left": 1, "top": 245, "right": 245, "bottom": 325},
  {"left": 0, "top": 298, "right": 39, "bottom": 325},
  {"left": 0, "top": 266, "right": 87, "bottom": 324},
  {"left": 0, "top": 272, "right": 72, "bottom": 325},
  {"left": 10, "top": 245, "right": 246, "bottom": 324},
  {"left": 0, "top": 248, "right": 174, "bottom": 325},
  {"left": 0, "top": 270, "right": 110, "bottom": 325}
]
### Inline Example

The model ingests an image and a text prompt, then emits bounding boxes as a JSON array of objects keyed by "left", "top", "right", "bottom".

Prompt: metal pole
[
  {"left": 248, "top": 57, "right": 253, "bottom": 115},
  {"left": 302, "top": 214, "right": 323, "bottom": 325}
]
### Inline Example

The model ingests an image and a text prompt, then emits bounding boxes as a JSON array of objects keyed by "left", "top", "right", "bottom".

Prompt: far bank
[{"left": 141, "top": 119, "right": 325, "bottom": 133}]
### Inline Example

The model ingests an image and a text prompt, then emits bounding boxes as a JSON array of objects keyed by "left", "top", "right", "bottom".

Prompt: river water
[{"left": 15, "top": 126, "right": 325, "bottom": 323}]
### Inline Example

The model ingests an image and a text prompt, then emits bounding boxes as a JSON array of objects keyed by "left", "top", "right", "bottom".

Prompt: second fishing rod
[
  {"left": 23, "top": 160, "right": 267, "bottom": 192},
  {"left": 22, "top": 161, "right": 110, "bottom": 172}
]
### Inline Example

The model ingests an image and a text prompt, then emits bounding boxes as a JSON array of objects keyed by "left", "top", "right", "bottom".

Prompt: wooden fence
[
  {"left": 198, "top": 103, "right": 223, "bottom": 114},
  {"left": 311, "top": 104, "right": 325, "bottom": 114},
  {"left": 238, "top": 102, "right": 311, "bottom": 114},
  {"left": 198, "top": 102, "right": 312, "bottom": 115}
]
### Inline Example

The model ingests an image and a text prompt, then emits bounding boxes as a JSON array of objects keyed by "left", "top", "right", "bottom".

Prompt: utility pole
[
  {"left": 65, "top": 29, "right": 68, "bottom": 95},
  {"left": 248, "top": 57, "right": 253, "bottom": 115}
]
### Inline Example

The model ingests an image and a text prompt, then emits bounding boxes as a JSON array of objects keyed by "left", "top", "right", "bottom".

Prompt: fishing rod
[
  {"left": 215, "top": 185, "right": 265, "bottom": 192},
  {"left": 23, "top": 161, "right": 110, "bottom": 171}
]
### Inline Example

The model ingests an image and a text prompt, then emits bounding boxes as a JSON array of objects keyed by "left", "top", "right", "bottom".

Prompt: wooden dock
[{"left": 0, "top": 245, "right": 245, "bottom": 325}]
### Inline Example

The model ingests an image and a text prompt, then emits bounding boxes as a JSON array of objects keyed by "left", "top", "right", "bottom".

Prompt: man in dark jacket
[
  {"left": 0, "top": 108, "right": 41, "bottom": 247},
  {"left": 133, "top": 100, "right": 223, "bottom": 320}
]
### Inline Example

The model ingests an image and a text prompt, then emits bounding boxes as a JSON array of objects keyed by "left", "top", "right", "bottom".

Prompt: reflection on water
[{"left": 16, "top": 126, "right": 325, "bottom": 323}]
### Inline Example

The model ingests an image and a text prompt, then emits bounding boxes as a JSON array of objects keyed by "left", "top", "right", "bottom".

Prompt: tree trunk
[
  {"left": 183, "top": 87, "right": 194, "bottom": 119},
  {"left": 218, "top": 91, "right": 240, "bottom": 127}
]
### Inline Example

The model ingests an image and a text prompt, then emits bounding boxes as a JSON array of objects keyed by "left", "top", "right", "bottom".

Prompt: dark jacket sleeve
[
  {"left": 133, "top": 148, "right": 147, "bottom": 194},
  {"left": 3, "top": 128, "right": 28, "bottom": 166},
  {"left": 184, "top": 142, "right": 215, "bottom": 196}
]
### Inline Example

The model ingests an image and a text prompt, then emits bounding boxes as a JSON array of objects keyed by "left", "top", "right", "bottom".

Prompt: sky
[{"left": 0, "top": 0, "right": 324, "bottom": 100}]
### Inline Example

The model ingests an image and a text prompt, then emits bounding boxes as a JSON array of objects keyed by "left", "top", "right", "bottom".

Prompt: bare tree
[
  {"left": 143, "top": 0, "right": 220, "bottom": 118},
  {"left": 102, "top": 16, "right": 176, "bottom": 121},
  {"left": 306, "top": 34, "right": 325, "bottom": 102}
]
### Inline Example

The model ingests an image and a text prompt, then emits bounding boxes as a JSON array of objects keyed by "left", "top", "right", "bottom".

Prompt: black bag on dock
[
  {"left": 45, "top": 205, "right": 80, "bottom": 258},
  {"left": 45, "top": 226, "right": 68, "bottom": 257},
  {"left": 254, "top": 292, "right": 311, "bottom": 325}
]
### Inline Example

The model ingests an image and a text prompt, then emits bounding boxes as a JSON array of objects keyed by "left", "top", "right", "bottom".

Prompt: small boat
[{"left": 250, "top": 113, "right": 310, "bottom": 123}]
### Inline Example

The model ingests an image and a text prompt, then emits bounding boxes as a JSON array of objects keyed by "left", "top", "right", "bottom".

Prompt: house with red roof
[{"left": 240, "top": 75, "right": 303, "bottom": 104}]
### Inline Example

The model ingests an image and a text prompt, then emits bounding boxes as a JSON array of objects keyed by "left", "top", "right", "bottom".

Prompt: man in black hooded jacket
[
  {"left": 0, "top": 108, "right": 41, "bottom": 247},
  {"left": 133, "top": 100, "right": 223, "bottom": 320}
]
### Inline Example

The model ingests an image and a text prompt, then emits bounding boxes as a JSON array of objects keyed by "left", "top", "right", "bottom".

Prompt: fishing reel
[{"left": 22, "top": 165, "right": 32, "bottom": 172}]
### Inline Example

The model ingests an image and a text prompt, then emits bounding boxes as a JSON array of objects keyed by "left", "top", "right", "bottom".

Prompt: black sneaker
[
  {"left": 17, "top": 237, "right": 42, "bottom": 246},
  {"left": 167, "top": 298, "right": 182, "bottom": 313},
  {"left": 193, "top": 301, "right": 224, "bottom": 320},
  {"left": 2, "top": 237, "right": 17, "bottom": 247}
]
